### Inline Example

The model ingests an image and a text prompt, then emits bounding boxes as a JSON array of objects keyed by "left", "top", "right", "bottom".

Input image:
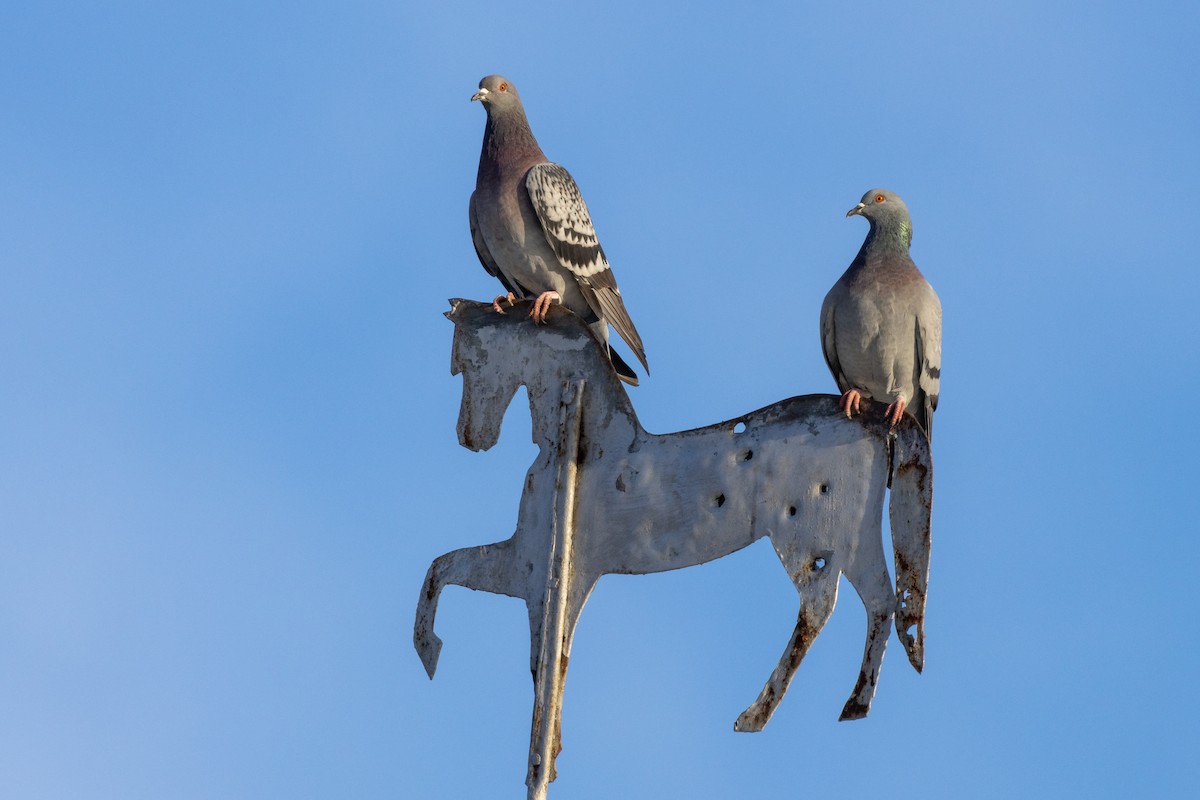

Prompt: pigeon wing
[
  {"left": 914, "top": 283, "right": 942, "bottom": 438},
  {"left": 820, "top": 287, "right": 851, "bottom": 394},
  {"left": 469, "top": 191, "right": 526, "bottom": 297},
  {"left": 526, "top": 162, "right": 648, "bottom": 373}
]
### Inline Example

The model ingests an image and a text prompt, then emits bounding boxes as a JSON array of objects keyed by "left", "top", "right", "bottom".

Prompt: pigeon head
[
  {"left": 471, "top": 75, "right": 524, "bottom": 113},
  {"left": 472, "top": 74, "right": 543, "bottom": 165},
  {"left": 846, "top": 188, "right": 912, "bottom": 245}
]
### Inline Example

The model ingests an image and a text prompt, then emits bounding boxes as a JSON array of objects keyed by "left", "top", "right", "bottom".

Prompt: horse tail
[{"left": 887, "top": 422, "right": 933, "bottom": 673}]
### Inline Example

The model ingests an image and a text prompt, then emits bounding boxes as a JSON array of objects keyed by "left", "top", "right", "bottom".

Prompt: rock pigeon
[
  {"left": 820, "top": 189, "right": 941, "bottom": 439},
  {"left": 469, "top": 74, "right": 648, "bottom": 386}
]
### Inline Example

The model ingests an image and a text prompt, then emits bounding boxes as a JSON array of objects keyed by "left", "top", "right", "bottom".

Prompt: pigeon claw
[
  {"left": 839, "top": 389, "right": 862, "bottom": 419},
  {"left": 884, "top": 397, "right": 908, "bottom": 428},
  {"left": 529, "top": 291, "right": 560, "bottom": 324},
  {"left": 492, "top": 292, "right": 516, "bottom": 314}
]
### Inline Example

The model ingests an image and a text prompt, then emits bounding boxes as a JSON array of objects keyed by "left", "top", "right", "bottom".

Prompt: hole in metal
[
  {"left": 715, "top": 493, "right": 726, "bottom": 508},
  {"left": 733, "top": 421, "right": 747, "bottom": 434}
]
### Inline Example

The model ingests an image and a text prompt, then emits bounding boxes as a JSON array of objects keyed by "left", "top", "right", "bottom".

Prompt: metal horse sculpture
[{"left": 415, "top": 299, "right": 933, "bottom": 800}]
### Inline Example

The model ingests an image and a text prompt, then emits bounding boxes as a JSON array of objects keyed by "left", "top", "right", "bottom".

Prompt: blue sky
[{"left": 2, "top": 1, "right": 1197, "bottom": 797}]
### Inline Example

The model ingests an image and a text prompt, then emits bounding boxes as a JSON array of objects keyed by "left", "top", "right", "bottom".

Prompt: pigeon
[
  {"left": 468, "top": 74, "right": 648, "bottom": 386},
  {"left": 820, "top": 189, "right": 941, "bottom": 439}
]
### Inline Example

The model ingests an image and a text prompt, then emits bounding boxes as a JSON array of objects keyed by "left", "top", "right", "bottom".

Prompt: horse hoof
[
  {"left": 415, "top": 631, "right": 443, "bottom": 679},
  {"left": 733, "top": 707, "right": 767, "bottom": 733},
  {"left": 838, "top": 698, "right": 870, "bottom": 721},
  {"left": 900, "top": 635, "right": 924, "bottom": 673}
]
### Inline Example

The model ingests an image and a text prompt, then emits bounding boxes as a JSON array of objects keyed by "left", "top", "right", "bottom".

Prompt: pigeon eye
[
  {"left": 498, "top": 82, "right": 508, "bottom": 92},
  {"left": 874, "top": 194, "right": 886, "bottom": 203}
]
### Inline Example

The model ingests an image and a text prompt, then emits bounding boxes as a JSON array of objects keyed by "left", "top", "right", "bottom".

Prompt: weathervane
[{"left": 415, "top": 299, "right": 933, "bottom": 800}]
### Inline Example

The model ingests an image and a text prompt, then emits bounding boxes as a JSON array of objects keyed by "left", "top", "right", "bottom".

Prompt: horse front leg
[
  {"left": 734, "top": 550, "right": 839, "bottom": 732},
  {"left": 414, "top": 538, "right": 524, "bottom": 679}
]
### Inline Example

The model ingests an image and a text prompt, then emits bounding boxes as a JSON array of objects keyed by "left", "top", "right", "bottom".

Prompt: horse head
[
  {"left": 446, "top": 299, "right": 526, "bottom": 452},
  {"left": 447, "top": 298, "right": 640, "bottom": 453}
]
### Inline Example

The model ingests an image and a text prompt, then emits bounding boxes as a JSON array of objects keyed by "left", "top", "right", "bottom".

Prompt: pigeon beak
[
  {"left": 846, "top": 202, "right": 866, "bottom": 218},
  {"left": 471, "top": 87, "right": 489, "bottom": 103}
]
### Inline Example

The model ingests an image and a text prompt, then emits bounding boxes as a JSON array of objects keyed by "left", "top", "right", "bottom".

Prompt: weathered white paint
[{"left": 415, "top": 299, "right": 933, "bottom": 799}]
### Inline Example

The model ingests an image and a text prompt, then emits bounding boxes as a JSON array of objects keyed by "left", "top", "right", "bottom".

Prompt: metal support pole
[{"left": 527, "top": 378, "right": 585, "bottom": 800}]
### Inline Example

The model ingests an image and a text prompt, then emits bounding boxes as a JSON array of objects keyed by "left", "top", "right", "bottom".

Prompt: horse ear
[{"left": 446, "top": 298, "right": 466, "bottom": 324}]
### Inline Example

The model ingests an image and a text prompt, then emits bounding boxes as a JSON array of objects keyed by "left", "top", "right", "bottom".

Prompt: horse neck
[{"left": 518, "top": 338, "right": 642, "bottom": 447}]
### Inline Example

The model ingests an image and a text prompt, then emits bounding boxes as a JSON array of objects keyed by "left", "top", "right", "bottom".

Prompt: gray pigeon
[
  {"left": 820, "top": 189, "right": 941, "bottom": 439},
  {"left": 469, "top": 74, "right": 648, "bottom": 386}
]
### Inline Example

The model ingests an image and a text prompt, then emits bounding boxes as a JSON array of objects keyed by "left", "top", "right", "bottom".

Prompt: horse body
[
  {"left": 577, "top": 401, "right": 885, "bottom": 578},
  {"left": 416, "top": 299, "right": 932, "bottom": 798}
]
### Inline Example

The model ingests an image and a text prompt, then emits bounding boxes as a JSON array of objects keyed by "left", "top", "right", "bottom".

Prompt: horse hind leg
[
  {"left": 413, "top": 538, "right": 522, "bottom": 679},
  {"left": 838, "top": 557, "right": 894, "bottom": 721},
  {"left": 734, "top": 550, "right": 839, "bottom": 732}
]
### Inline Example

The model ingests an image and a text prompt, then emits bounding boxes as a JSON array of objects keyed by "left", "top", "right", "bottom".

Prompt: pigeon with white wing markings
[
  {"left": 821, "top": 189, "right": 941, "bottom": 439},
  {"left": 469, "top": 74, "right": 648, "bottom": 385}
]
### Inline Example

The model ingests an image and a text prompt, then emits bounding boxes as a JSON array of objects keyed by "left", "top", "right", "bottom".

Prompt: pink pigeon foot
[
  {"left": 884, "top": 397, "right": 908, "bottom": 427},
  {"left": 839, "top": 389, "right": 863, "bottom": 418},
  {"left": 529, "top": 290, "right": 560, "bottom": 324},
  {"left": 492, "top": 292, "right": 516, "bottom": 314}
]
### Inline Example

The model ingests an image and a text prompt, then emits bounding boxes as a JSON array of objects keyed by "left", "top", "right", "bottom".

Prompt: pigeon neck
[
  {"left": 859, "top": 219, "right": 912, "bottom": 260},
  {"left": 480, "top": 109, "right": 545, "bottom": 175}
]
